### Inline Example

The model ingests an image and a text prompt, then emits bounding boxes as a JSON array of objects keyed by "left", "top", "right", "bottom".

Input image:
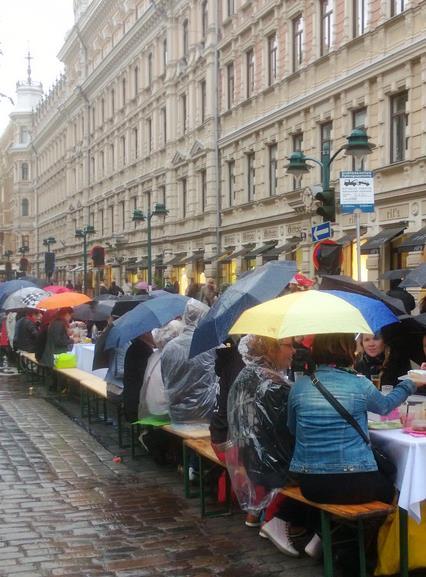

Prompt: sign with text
[
  {"left": 339, "top": 171, "right": 374, "bottom": 213},
  {"left": 311, "top": 221, "right": 331, "bottom": 242}
]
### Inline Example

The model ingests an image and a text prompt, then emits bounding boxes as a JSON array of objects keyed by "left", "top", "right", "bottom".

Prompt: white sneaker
[
  {"left": 304, "top": 533, "right": 322, "bottom": 560},
  {"left": 258, "top": 517, "right": 299, "bottom": 557}
]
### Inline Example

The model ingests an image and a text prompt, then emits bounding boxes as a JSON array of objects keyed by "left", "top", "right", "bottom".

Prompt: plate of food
[
  {"left": 368, "top": 420, "right": 402, "bottom": 430},
  {"left": 398, "top": 370, "right": 426, "bottom": 384}
]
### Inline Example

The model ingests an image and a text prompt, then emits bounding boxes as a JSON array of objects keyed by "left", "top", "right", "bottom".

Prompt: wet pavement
[{"left": 0, "top": 372, "right": 320, "bottom": 577}]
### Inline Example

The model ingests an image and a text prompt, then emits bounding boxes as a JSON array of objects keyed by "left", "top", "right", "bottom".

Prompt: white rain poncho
[
  {"left": 161, "top": 299, "right": 218, "bottom": 423},
  {"left": 138, "top": 320, "right": 184, "bottom": 418}
]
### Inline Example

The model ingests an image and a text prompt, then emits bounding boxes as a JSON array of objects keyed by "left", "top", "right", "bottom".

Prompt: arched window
[
  {"left": 21, "top": 162, "right": 29, "bottom": 180},
  {"left": 21, "top": 198, "right": 29, "bottom": 217}
]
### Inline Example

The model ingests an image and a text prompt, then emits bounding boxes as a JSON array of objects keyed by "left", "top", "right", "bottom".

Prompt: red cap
[{"left": 291, "top": 273, "right": 314, "bottom": 288}]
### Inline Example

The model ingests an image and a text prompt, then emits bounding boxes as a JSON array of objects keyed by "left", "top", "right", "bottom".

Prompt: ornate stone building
[{"left": 1, "top": 0, "right": 425, "bottom": 292}]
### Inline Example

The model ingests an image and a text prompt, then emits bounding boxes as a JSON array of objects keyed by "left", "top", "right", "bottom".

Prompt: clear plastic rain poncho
[
  {"left": 138, "top": 320, "right": 184, "bottom": 419},
  {"left": 225, "top": 335, "right": 294, "bottom": 513},
  {"left": 161, "top": 299, "right": 219, "bottom": 423}
]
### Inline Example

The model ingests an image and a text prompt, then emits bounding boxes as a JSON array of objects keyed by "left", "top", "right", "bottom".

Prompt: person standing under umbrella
[
  {"left": 123, "top": 333, "right": 154, "bottom": 422},
  {"left": 13, "top": 310, "right": 42, "bottom": 353},
  {"left": 40, "top": 308, "right": 75, "bottom": 367},
  {"left": 109, "top": 280, "right": 124, "bottom": 296}
]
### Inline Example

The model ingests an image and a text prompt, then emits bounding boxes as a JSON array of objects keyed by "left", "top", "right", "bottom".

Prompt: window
[
  {"left": 21, "top": 235, "right": 29, "bottom": 249},
  {"left": 159, "top": 185, "right": 166, "bottom": 206},
  {"left": 122, "top": 77, "right": 126, "bottom": 106},
  {"left": 90, "top": 156, "right": 95, "bottom": 179},
  {"left": 147, "top": 118, "right": 152, "bottom": 153},
  {"left": 228, "top": 160, "right": 235, "bottom": 206},
  {"left": 99, "top": 209, "right": 104, "bottom": 235},
  {"left": 91, "top": 106, "right": 96, "bottom": 132},
  {"left": 134, "top": 66, "right": 139, "bottom": 96},
  {"left": 101, "top": 98, "right": 105, "bottom": 123},
  {"left": 269, "top": 144, "right": 278, "bottom": 196},
  {"left": 390, "top": 91, "right": 408, "bottom": 163},
  {"left": 227, "top": 62, "right": 234, "bottom": 109},
  {"left": 227, "top": 0, "right": 234, "bottom": 17},
  {"left": 148, "top": 52, "right": 153, "bottom": 86},
  {"left": 320, "top": 0, "right": 333, "bottom": 56},
  {"left": 267, "top": 33, "right": 278, "bottom": 86},
  {"left": 111, "top": 88, "right": 115, "bottom": 116},
  {"left": 111, "top": 144, "right": 115, "bottom": 171},
  {"left": 181, "top": 178, "right": 187, "bottom": 218},
  {"left": 19, "top": 126, "right": 30, "bottom": 144},
  {"left": 246, "top": 49, "right": 255, "bottom": 98},
  {"left": 161, "top": 106, "right": 167, "bottom": 146},
  {"left": 200, "top": 169, "right": 207, "bottom": 212},
  {"left": 181, "top": 93, "right": 187, "bottom": 134},
  {"left": 121, "top": 202, "right": 126, "bottom": 229},
  {"left": 183, "top": 19, "right": 189, "bottom": 60},
  {"left": 292, "top": 132, "right": 303, "bottom": 190},
  {"left": 100, "top": 150, "right": 105, "bottom": 174},
  {"left": 391, "top": 0, "right": 404, "bottom": 16},
  {"left": 352, "top": 107, "right": 367, "bottom": 169},
  {"left": 201, "top": 1, "right": 208, "bottom": 45},
  {"left": 21, "top": 198, "right": 29, "bottom": 217},
  {"left": 163, "top": 37, "right": 168, "bottom": 73},
  {"left": 133, "top": 128, "right": 138, "bottom": 159},
  {"left": 110, "top": 206, "right": 114, "bottom": 234},
  {"left": 200, "top": 80, "right": 207, "bottom": 123},
  {"left": 320, "top": 122, "right": 333, "bottom": 180},
  {"left": 121, "top": 135, "right": 126, "bottom": 165},
  {"left": 247, "top": 152, "right": 255, "bottom": 201},
  {"left": 89, "top": 212, "right": 95, "bottom": 228},
  {"left": 353, "top": 0, "right": 367, "bottom": 37},
  {"left": 293, "top": 15, "right": 304, "bottom": 72},
  {"left": 21, "top": 162, "right": 29, "bottom": 181}
]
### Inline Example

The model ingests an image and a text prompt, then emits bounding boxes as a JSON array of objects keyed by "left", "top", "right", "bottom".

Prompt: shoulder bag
[{"left": 310, "top": 373, "right": 396, "bottom": 481}]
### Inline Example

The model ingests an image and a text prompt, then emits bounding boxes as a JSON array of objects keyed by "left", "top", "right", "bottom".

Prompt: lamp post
[
  {"left": 75, "top": 225, "right": 95, "bottom": 294},
  {"left": 42, "top": 236, "right": 57, "bottom": 281},
  {"left": 285, "top": 128, "right": 375, "bottom": 280},
  {"left": 42, "top": 236, "right": 56, "bottom": 252},
  {"left": 132, "top": 203, "right": 168, "bottom": 286},
  {"left": 3, "top": 250, "right": 13, "bottom": 280}
]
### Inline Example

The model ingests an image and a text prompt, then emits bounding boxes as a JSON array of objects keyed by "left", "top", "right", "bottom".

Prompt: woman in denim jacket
[{"left": 287, "top": 333, "right": 419, "bottom": 505}]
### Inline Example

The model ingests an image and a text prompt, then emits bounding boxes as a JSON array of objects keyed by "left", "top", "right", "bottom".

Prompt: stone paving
[{"left": 0, "top": 373, "right": 320, "bottom": 577}]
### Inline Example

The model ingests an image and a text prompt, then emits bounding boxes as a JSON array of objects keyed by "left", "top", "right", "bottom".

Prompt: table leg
[
  {"left": 399, "top": 507, "right": 409, "bottom": 577},
  {"left": 320, "top": 511, "right": 333, "bottom": 577}
]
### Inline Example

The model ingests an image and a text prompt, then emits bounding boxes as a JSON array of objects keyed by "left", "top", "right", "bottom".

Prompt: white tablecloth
[
  {"left": 370, "top": 429, "right": 426, "bottom": 522},
  {"left": 72, "top": 343, "right": 108, "bottom": 380}
]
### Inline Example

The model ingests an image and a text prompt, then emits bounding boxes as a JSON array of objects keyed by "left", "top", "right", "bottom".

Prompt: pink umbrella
[
  {"left": 44, "top": 285, "right": 72, "bottom": 294},
  {"left": 135, "top": 281, "right": 149, "bottom": 291}
]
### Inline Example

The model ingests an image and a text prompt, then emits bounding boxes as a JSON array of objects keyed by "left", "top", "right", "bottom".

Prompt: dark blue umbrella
[
  {"left": 189, "top": 260, "right": 298, "bottom": 358},
  {"left": 105, "top": 294, "right": 189, "bottom": 349},
  {"left": 0, "top": 279, "right": 37, "bottom": 308}
]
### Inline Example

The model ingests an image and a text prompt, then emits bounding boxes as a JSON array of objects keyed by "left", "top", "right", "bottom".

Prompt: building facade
[{"left": 1, "top": 0, "right": 425, "bottom": 293}]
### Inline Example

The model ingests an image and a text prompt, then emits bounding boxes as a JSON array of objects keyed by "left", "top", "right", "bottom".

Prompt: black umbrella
[
  {"left": 380, "top": 268, "right": 410, "bottom": 281},
  {"left": 319, "top": 275, "right": 406, "bottom": 315},
  {"left": 73, "top": 300, "right": 115, "bottom": 322},
  {"left": 400, "top": 264, "right": 426, "bottom": 288},
  {"left": 381, "top": 313, "right": 426, "bottom": 365}
]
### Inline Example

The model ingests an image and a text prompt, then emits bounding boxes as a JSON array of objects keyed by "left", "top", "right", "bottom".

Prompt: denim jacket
[{"left": 287, "top": 366, "right": 416, "bottom": 474}]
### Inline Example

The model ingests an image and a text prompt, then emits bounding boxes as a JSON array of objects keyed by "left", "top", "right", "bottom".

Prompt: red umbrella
[{"left": 44, "top": 285, "right": 72, "bottom": 294}]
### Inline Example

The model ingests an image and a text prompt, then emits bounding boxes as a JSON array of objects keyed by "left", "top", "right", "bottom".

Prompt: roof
[
  {"left": 244, "top": 242, "right": 278, "bottom": 259},
  {"left": 396, "top": 226, "right": 426, "bottom": 253},
  {"left": 360, "top": 226, "right": 406, "bottom": 254}
]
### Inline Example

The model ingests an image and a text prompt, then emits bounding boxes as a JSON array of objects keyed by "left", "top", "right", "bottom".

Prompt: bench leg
[
  {"left": 399, "top": 507, "right": 409, "bottom": 577},
  {"left": 320, "top": 511, "right": 333, "bottom": 577},
  {"left": 183, "top": 442, "right": 191, "bottom": 498},
  {"left": 199, "top": 455, "right": 206, "bottom": 517},
  {"left": 357, "top": 519, "right": 367, "bottom": 577}
]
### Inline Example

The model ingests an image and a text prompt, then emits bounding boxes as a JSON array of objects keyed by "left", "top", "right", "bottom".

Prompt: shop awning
[
  {"left": 182, "top": 250, "right": 204, "bottom": 264},
  {"left": 263, "top": 239, "right": 299, "bottom": 258},
  {"left": 244, "top": 242, "right": 278, "bottom": 259},
  {"left": 335, "top": 228, "right": 368, "bottom": 247},
  {"left": 164, "top": 252, "right": 187, "bottom": 266},
  {"left": 396, "top": 226, "right": 426, "bottom": 253},
  {"left": 135, "top": 257, "right": 148, "bottom": 268},
  {"left": 360, "top": 226, "right": 406, "bottom": 255},
  {"left": 125, "top": 257, "right": 138, "bottom": 270},
  {"left": 153, "top": 255, "right": 166, "bottom": 268},
  {"left": 220, "top": 244, "right": 256, "bottom": 263}
]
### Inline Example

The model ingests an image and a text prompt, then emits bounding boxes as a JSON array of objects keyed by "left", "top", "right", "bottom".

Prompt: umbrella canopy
[
  {"left": 400, "top": 264, "right": 426, "bottom": 288},
  {"left": 381, "top": 313, "right": 426, "bottom": 365},
  {"left": 380, "top": 268, "right": 410, "bottom": 281},
  {"left": 43, "top": 285, "right": 72, "bottom": 294},
  {"left": 2, "top": 287, "right": 50, "bottom": 311},
  {"left": 105, "top": 294, "right": 189, "bottom": 349},
  {"left": 230, "top": 290, "right": 398, "bottom": 340},
  {"left": 135, "top": 281, "right": 149, "bottom": 291},
  {"left": 36, "top": 292, "right": 92, "bottom": 310},
  {"left": 189, "top": 260, "right": 297, "bottom": 357},
  {"left": 0, "top": 279, "right": 37, "bottom": 307},
  {"left": 319, "top": 274, "right": 406, "bottom": 315},
  {"left": 73, "top": 300, "right": 115, "bottom": 322},
  {"left": 19, "top": 276, "right": 48, "bottom": 288}
]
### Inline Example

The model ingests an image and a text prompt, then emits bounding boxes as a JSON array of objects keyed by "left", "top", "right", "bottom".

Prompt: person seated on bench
[
  {"left": 13, "top": 309, "right": 42, "bottom": 353},
  {"left": 226, "top": 334, "right": 302, "bottom": 557},
  {"left": 122, "top": 332, "right": 154, "bottom": 423},
  {"left": 161, "top": 299, "right": 218, "bottom": 423}
]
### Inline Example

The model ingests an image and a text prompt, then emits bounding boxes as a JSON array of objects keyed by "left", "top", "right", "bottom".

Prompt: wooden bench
[
  {"left": 280, "top": 486, "right": 394, "bottom": 577},
  {"left": 18, "top": 351, "right": 49, "bottom": 384},
  {"left": 184, "top": 438, "right": 231, "bottom": 517}
]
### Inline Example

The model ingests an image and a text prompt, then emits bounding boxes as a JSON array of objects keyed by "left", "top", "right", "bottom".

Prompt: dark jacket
[
  {"left": 210, "top": 344, "right": 245, "bottom": 445},
  {"left": 123, "top": 339, "right": 153, "bottom": 422},
  {"left": 355, "top": 352, "right": 385, "bottom": 381},
  {"left": 40, "top": 319, "right": 73, "bottom": 367},
  {"left": 13, "top": 317, "right": 39, "bottom": 352}
]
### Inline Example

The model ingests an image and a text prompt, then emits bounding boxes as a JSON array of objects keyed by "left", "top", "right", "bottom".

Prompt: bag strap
[{"left": 310, "top": 373, "right": 371, "bottom": 447}]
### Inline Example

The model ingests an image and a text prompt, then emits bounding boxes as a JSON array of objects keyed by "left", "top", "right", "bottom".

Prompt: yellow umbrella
[{"left": 229, "top": 289, "right": 398, "bottom": 339}]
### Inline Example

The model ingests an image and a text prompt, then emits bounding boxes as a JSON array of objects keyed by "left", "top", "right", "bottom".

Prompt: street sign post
[{"left": 311, "top": 221, "right": 331, "bottom": 242}]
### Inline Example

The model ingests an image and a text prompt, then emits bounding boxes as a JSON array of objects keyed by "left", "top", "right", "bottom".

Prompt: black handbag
[{"left": 310, "top": 374, "right": 397, "bottom": 481}]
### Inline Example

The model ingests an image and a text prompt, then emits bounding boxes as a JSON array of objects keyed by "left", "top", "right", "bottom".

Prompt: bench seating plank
[
  {"left": 162, "top": 423, "right": 211, "bottom": 440},
  {"left": 184, "top": 438, "right": 224, "bottom": 467},
  {"left": 280, "top": 485, "right": 394, "bottom": 519}
]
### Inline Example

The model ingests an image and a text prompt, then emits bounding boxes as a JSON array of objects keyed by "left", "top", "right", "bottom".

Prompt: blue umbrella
[
  {"left": 189, "top": 260, "right": 298, "bottom": 358},
  {"left": 105, "top": 293, "right": 189, "bottom": 349},
  {"left": 0, "top": 279, "right": 37, "bottom": 308}
]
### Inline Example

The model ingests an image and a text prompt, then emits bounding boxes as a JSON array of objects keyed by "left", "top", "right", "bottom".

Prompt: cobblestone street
[{"left": 0, "top": 374, "right": 319, "bottom": 577}]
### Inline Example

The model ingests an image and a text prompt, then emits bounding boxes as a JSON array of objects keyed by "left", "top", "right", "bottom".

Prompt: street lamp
[
  {"left": 285, "top": 128, "right": 375, "bottom": 280},
  {"left": 75, "top": 225, "right": 95, "bottom": 294},
  {"left": 42, "top": 236, "right": 57, "bottom": 252},
  {"left": 3, "top": 250, "right": 13, "bottom": 280},
  {"left": 132, "top": 203, "right": 168, "bottom": 286}
]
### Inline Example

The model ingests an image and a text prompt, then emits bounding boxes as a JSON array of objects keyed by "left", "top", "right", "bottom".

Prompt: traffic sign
[
  {"left": 311, "top": 221, "right": 331, "bottom": 242},
  {"left": 340, "top": 171, "right": 374, "bottom": 213}
]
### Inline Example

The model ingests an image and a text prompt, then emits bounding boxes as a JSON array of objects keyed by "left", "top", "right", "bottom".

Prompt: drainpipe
[
  {"left": 213, "top": 0, "right": 221, "bottom": 277},
  {"left": 30, "top": 142, "right": 39, "bottom": 277}
]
